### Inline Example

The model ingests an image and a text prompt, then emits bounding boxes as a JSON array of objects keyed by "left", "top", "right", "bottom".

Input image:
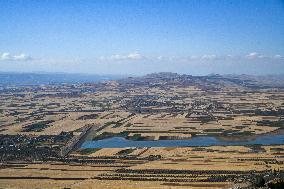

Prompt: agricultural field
[
  {"left": 1, "top": 73, "right": 284, "bottom": 140},
  {"left": 0, "top": 73, "right": 284, "bottom": 188},
  {"left": 0, "top": 145, "right": 284, "bottom": 189}
]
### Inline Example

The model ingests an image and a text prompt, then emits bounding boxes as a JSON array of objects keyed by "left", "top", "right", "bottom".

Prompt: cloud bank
[
  {"left": 1, "top": 51, "right": 283, "bottom": 75},
  {"left": 98, "top": 52, "right": 283, "bottom": 63},
  {"left": 0, "top": 52, "right": 32, "bottom": 61}
]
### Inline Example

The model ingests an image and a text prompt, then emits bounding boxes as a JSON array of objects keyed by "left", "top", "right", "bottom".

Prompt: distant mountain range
[
  {"left": 0, "top": 72, "right": 125, "bottom": 85},
  {"left": 121, "top": 72, "right": 284, "bottom": 89},
  {"left": 1, "top": 72, "right": 284, "bottom": 88}
]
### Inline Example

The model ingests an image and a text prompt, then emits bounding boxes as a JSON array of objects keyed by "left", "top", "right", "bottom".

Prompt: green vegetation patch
[
  {"left": 0, "top": 128, "right": 7, "bottom": 132},
  {"left": 116, "top": 148, "right": 135, "bottom": 155},
  {"left": 257, "top": 120, "right": 284, "bottom": 128},
  {"left": 78, "top": 148, "right": 101, "bottom": 155},
  {"left": 93, "top": 131, "right": 129, "bottom": 140},
  {"left": 222, "top": 130, "right": 254, "bottom": 136},
  {"left": 77, "top": 114, "right": 99, "bottom": 120},
  {"left": 234, "top": 125, "right": 247, "bottom": 129},
  {"left": 128, "top": 134, "right": 142, "bottom": 141},
  {"left": 203, "top": 128, "right": 224, "bottom": 132},
  {"left": 92, "top": 131, "right": 151, "bottom": 141},
  {"left": 248, "top": 144, "right": 266, "bottom": 153},
  {"left": 23, "top": 120, "right": 54, "bottom": 132},
  {"left": 270, "top": 147, "right": 284, "bottom": 152},
  {"left": 255, "top": 109, "right": 284, "bottom": 116},
  {"left": 95, "top": 121, "right": 116, "bottom": 132},
  {"left": 124, "top": 123, "right": 133, "bottom": 127}
]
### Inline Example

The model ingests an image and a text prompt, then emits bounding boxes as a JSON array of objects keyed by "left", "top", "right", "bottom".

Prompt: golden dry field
[
  {"left": 0, "top": 145, "right": 284, "bottom": 189},
  {"left": 0, "top": 73, "right": 284, "bottom": 188}
]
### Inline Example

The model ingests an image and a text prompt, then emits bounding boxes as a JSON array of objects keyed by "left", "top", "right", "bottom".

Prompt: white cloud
[
  {"left": 98, "top": 56, "right": 106, "bottom": 60},
  {"left": 184, "top": 53, "right": 283, "bottom": 62},
  {"left": 274, "top": 54, "right": 283, "bottom": 59},
  {"left": 13, "top": 53, "right": 31, "bottom": 60},
  {"left": 0, "top": 52, "right": 32, "bottom": 61},
  {"left": 245, "top": 52, "right": 284, "bottom": 60},
  {"left": 155, "top": 55, "right": 181, "bottom": 61},
  {"left": 127, "top": 52, "right": 142, "bottom": 60},
  {"left": 109, "top": 54, "right": 124, "bottom": 60},
  {"left": 186, "top": 54, "right": 237, "bottom": 61},
  {"left": 1, "top": 52, "right": 12, "bottom": 60},
  {"left": 99, "top": 52, "right": 283, "bottom": 63},
  {"left": 186, "top": 54, "right": 224, "bottom": 61},
  {"left": 246, "top": 52, "right": 264, "bottom": 59},
  {"left": 108, "top": 52, "right": 143, "bottom": 61},
  {"left": 188, "top": 55, "right": 199, "bottom": 60},
  {"left": 157, "top": 56, "right": 164, "bottom": 60},
  {"left": 201, "top": 54, "right": 218, "bottom": 60}
]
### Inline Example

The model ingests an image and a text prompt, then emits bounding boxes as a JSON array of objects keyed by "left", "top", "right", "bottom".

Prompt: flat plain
[{"left": 0, "top": 73, "right": 284, "bottom": 188}]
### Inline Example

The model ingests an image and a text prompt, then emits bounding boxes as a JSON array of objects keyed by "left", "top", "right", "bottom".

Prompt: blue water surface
[{"left": 81, "top": 134, "right": 284, "bottom": 148}]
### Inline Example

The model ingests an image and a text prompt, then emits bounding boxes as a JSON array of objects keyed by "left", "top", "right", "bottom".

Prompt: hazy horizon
[
  {"left": 2, "top": 70, "right": 284, "bottom": 78},
  {"left": 1, "top": 0, "right": 284, "bottom": 75}
]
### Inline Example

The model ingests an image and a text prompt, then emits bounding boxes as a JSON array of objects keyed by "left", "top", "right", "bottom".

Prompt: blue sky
[{"left": 0, "top": 0, "right": 284, "bottom": 75}]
